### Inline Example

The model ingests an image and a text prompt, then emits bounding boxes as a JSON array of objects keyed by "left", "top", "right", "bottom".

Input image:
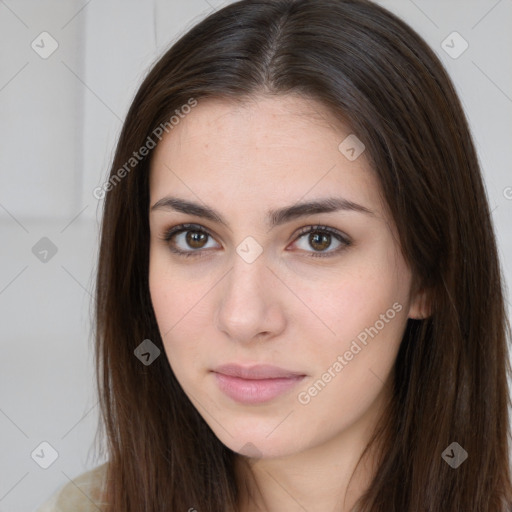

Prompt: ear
[{"left": 407, "top": 287, "right": 431, "bottom": 320}]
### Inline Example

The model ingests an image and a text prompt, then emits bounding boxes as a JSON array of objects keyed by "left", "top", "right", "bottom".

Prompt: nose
[{"left": 214, "top": 254, "right": 287, "bottom": 344}]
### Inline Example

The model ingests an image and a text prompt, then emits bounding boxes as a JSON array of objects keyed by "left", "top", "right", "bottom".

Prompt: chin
[{"left": 211, "top": 423, "right": 307, "bottom": 461}]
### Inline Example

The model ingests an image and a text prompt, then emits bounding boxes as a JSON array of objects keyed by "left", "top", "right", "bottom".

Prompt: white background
[{"left": 0, "top": 1, "right": 511, "bottom": 510}]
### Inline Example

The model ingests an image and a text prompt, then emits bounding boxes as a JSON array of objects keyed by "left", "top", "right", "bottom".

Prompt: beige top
[{"left": 36, "top": 463, "right": 108, "bottom": 512}]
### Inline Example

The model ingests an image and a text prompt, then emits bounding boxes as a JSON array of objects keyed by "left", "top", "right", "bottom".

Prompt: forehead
[{"left": 149, "top": 94, "right": 383, "bottom": 218}]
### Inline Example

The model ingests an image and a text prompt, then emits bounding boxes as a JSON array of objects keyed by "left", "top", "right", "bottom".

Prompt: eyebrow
[{"left": 150, "top": 196, "right": 374, "bottom": 228}]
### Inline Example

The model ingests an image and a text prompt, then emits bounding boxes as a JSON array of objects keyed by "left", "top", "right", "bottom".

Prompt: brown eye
[
  {"left": 309, "top": 232, "right": 332, "bottom": 251},
  {"left": 291, "top": 225, "right": 351, "bottom": 258},
  {"left": 162, "top": 223, "right": 221, "bottom": 257},
  {"left": 186, "top": 230, "right": 208, "bottom": 249}
]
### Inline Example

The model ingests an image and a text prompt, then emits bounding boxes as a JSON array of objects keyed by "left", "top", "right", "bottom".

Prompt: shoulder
[{"left": 35, "top": 462, "right": 108, "bottom": 512}]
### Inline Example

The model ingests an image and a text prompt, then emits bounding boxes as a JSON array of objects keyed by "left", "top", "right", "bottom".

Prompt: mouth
[{"left": 211, "top": 364, "right": 306, "bottom": 404}]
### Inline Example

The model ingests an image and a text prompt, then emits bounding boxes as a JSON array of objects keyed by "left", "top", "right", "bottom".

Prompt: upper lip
[{"left": 212, "top": 364, "right": 305, "bottom": 380}]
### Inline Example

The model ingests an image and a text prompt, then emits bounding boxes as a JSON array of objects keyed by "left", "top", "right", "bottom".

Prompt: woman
[{"left": 38, "top": 0, "right": 512, "bottom": 510}]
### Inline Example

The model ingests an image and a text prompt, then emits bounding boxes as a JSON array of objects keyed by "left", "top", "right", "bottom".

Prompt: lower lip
[{"left": 213, "top": 372, "right": 305, "bottom": 404}]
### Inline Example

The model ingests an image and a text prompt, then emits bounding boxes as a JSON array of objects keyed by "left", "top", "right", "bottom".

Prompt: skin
[{"left": 148, "top": 94, "right": 427, "bottom": 511}]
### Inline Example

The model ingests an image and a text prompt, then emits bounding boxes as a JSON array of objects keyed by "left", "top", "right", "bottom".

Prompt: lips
[
  {"left": 213, "top": 363, "right": 305, "bottom": 379},
  {"left": 211, "top": 364, "right": 306, "bottom": 404}
]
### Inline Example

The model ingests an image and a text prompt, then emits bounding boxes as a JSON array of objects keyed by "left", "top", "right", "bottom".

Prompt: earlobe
[{"left": 408, "top": 288, "right": 431, "bottom": 320}]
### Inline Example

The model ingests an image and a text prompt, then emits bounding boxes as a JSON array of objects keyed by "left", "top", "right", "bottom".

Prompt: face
[{"left": 148, "top": 94, "right": 422, "bottom": 460}]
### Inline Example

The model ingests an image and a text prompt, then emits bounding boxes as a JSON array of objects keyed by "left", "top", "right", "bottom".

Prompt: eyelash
[{"left": 159, "top": 223, "right": 351, "bottom": 259}]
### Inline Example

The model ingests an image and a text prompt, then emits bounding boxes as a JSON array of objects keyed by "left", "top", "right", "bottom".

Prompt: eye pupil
[
  {"left": 186, "top": 231, "right": 208, "bottom": 248},
  {"left": 309, "top": 232, "right": 331, "bottom": 251}
]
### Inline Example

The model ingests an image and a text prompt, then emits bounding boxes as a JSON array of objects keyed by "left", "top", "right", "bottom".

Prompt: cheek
[
  {"left": 149, "top": 278, "right": 200, "bottom": 387},
  {"left": 148, "top": 252, "right": 214, "bottom": 376},
  {"left": 292, "top": 267, "right": 409, "bottom": 434},
  {"left": 295, "top": 246, "right": 410, "bottom": 375},
  {"left": 314, "top": 261, "right": 404, "bottom": 315},
  {"left": 330, "top": 276, "right": 406, "bottom": 343},
  {"left": 148, "top": 246, "right": 205, "bottom": 334},
  {"left": 149, "top": 257, "right": 247, "bottom": 427}
]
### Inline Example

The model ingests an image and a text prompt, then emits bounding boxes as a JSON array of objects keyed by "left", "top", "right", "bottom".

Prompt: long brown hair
[{"left": 94, "top": 0, "right": 512, "bottom": 510}]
